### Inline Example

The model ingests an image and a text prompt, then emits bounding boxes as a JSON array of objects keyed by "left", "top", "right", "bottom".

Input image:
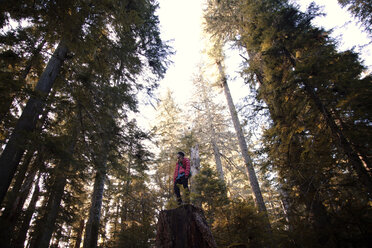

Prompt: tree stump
[{"left": 155, "top": 204, "right": 217, "bottom": 248}]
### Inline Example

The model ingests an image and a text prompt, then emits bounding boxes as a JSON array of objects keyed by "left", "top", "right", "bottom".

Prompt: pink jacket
[{"left": 173, "top": 157, "right": 190, "bottom": 183}]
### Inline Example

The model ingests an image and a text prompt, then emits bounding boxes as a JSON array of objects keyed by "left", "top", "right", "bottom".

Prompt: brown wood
[
  {"left": 0, "top": 40, "right": 68, "bottom": 205},
  {"left": 155, "top": 204, "right": 217, "bottom": 248}
]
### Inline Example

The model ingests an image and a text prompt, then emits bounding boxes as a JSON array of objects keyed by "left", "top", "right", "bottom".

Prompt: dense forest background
[{"left": 0, "top": 0, "right": 371, "bottom": 247}]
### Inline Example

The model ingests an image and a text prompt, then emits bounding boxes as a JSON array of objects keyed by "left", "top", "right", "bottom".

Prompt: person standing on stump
[{"left": 173, "top": 151, "right": 190, "bottom": 205}]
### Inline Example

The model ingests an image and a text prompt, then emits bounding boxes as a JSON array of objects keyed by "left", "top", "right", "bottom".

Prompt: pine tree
[
  {"left": 337, "top": 0, "right": 372, "bottom": 34},
  {"left": 152, "top": 90, "right": 185, "bottom": 207},
  {"left": 188, "top": 66, "right": 252, "bottom": 200},
  {"left": 0, "top": 0, "right": 170, "bottom": 206},
  {"left": 205, "top": 0, "right": 372, "bottom": 192},
  {"left": 205, "top": 0, "right": 372, "bottom": 245},
  {"left": 193, "top": 165, "right": 229, "bottom": 224},
  {"left": 190, "top": 70, "right": 226, "bottom": 180}
]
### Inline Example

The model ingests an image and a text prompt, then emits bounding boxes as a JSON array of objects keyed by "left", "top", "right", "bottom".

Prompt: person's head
[{"left": 177, "top": 151, "right": 185, "bottom": 161}]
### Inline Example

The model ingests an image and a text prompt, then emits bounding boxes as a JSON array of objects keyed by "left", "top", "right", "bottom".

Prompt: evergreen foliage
[
  {"left": 338, "top": 0, "right": 372, "bottom": 34},
  {"left": 205, "top": 0, "right": 372, "bottom": 246},
  {"left": 0, "top": 0, "right": 170, "bottom": 247},
  {"left": 0, "top": 0, "right": 370, "bottom": 247}
]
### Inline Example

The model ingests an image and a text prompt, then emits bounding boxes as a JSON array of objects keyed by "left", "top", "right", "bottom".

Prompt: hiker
[{"left": 173, "top": 151, "right": 190, "bottom": 205}]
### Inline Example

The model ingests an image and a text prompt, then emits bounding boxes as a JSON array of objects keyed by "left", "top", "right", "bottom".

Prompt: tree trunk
[
  {"left": 190, "top": 145, "right": 201, "bottom": 206},
  {"left": 83, "top": 156, "right": 107, "bottom": 248},
  {"left": 335, "top": 115, "right": 371, "bottom": 170},
  {"left": 0, "top": 40, "right": 68, "bottom": 205},
  {"left": 29, "top": 172, "right": 67, "bottom": 248},
  {"left": 200, "top": 83, "right": 224, "bottom": 180},
  {"left": 283, "top": 49, "right": 372, "bottom": 192},
  {"left": 1, "top": 148, "right": 35, "bottom": 217},
  {"left": 0, "top": 38, "right": 46, "bottom": 124},
  {"left": 278, "top": 187, "right": 293, "bottom": 229},
  {"left": 6, "top": 165, "right": 37, "bottom": 226},
  {"left": 12, "top": 173, "right": 41, "bottom": 248},
  {"left": 29, "top": 125, "right": 79, "bottom": 248},
  {"left": 0, "top": 151, "right": 39, "bottom": 247},
  {"left": 216, "top": 61, "right": 268, "bottom": 214},
  {"left": 211, "top": 140, "right": 224, "bottom": 180},
  {"left": 74, "top": 220, "right": 85, "bottom": 248},
  {"left": 155, "top": 204, "right": 217, "bottom": 248},
  {"left": 302, "top": 81, "right": 372, "bottom": 192}
]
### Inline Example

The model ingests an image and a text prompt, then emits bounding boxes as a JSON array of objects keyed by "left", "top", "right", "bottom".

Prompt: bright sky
[{"left": 136, "top": 0, "right": 372, "bottom": 129}]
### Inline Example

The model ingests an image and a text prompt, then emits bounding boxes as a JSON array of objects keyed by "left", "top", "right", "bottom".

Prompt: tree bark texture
[
  {"left": 29, "top": 172, "right": 67, "bottom": 248},
  {"left": 83, "top": 162, "right": 107, "bottom": 248},
  {"left": 30, "top": 125, "right": 79, "bottom": 248},
  {"left": 5, "top": 165, "right": 37, "bottom": 229},
  {"left": 217, "top": 62, "right": 268, "bottom": 214},
  {"left": 12, "top": 174, "right": 40, "bottom": 248},
  {"left": 0, "top": 152, "right": 39, "bottom": 247},
  {"left": 155, "top": 204, "right": 217, "bottom": 248},
  {"left": 0, "top": 40, "right": 68, "bottom": 205},
  {"left": 1, "top": 149, "right": 35, "bottom": 220}
]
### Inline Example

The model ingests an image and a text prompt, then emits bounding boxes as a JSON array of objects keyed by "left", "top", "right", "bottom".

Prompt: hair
[{"left": 177, "top": 151, "right": 185, "bottom": 157}]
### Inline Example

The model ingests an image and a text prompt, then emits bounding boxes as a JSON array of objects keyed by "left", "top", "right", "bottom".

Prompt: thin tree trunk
[
  {"left": 7, "top": 166, "right": 37, "bottom": 226},
  {"left": 0, "top": 151, "right": 40, "bottom": 247},
  {"left": 83, "top": 150, "right": 108, "bottom": 248},
  {"left": 12, "top": 173, "right": 41, "bottom": 248},
  {"left": 74, "top": 219, "right": 85, "bottom": 248},
  {"left": 278, "top": 187, "right": 295, "bottom": 232},
  {"left": 113, "top": 202, "right": 120, "bottom": 236},
  {"left": 217, "top": 61, "right": 268, "bottom": 214},
  {"left": 334, "top": 115, "right": 371, "bottom": 170},
  {"left": 190, "top": 145, "right": 201, "bottom": 207},
  {"left": 211, "top": 141, "right": 224, "bottom": 180},
  {"left": 0, "top": 40, "right": 68, "bottom": 205},
  {"left": 302, "top": 81, "right": 372, "bottom": 192},
  {"left": 1, "top": 148, "right": 35, "bottom": 217},
  {"left": 119, "top": 148, "right": 133, "bottom": 233},
  {"left": 29, "top": 171, "right": 67, "bottom": 248},
  {"left": 29, "top": 124, "right": 79, "bottom": 248},
  {"left": 83, "top": 166, "right": 107, "bottom": 248},
  {"left": 218, "top": 64, "right": 275, "bottom": 247},
  {"left": 200, "top": 82, "right": 224, "bottom": 180}
]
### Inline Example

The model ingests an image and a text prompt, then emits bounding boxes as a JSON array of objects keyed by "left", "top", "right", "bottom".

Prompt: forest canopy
[{"left": 0, "top": 0, "right": 371, "bottom": 247}]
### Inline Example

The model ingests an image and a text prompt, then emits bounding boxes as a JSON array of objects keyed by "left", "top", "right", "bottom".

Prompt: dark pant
[{"left": 174, "top": 176, "right": 189, "bottom": 204}]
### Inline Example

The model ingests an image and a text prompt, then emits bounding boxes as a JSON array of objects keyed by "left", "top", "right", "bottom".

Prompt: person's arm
[{"left": 184, "top": 158, "right": 190, "bottom": 178}]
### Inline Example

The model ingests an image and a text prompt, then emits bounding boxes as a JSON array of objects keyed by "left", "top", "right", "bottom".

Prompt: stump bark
[{"left": 155, "top": 204, "right": 217, "bottom": 248}]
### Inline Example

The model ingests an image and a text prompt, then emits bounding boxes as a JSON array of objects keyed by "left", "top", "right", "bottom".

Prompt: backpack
[{"left": 177, "top": 161, "right": 192, "bottom": 178}]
